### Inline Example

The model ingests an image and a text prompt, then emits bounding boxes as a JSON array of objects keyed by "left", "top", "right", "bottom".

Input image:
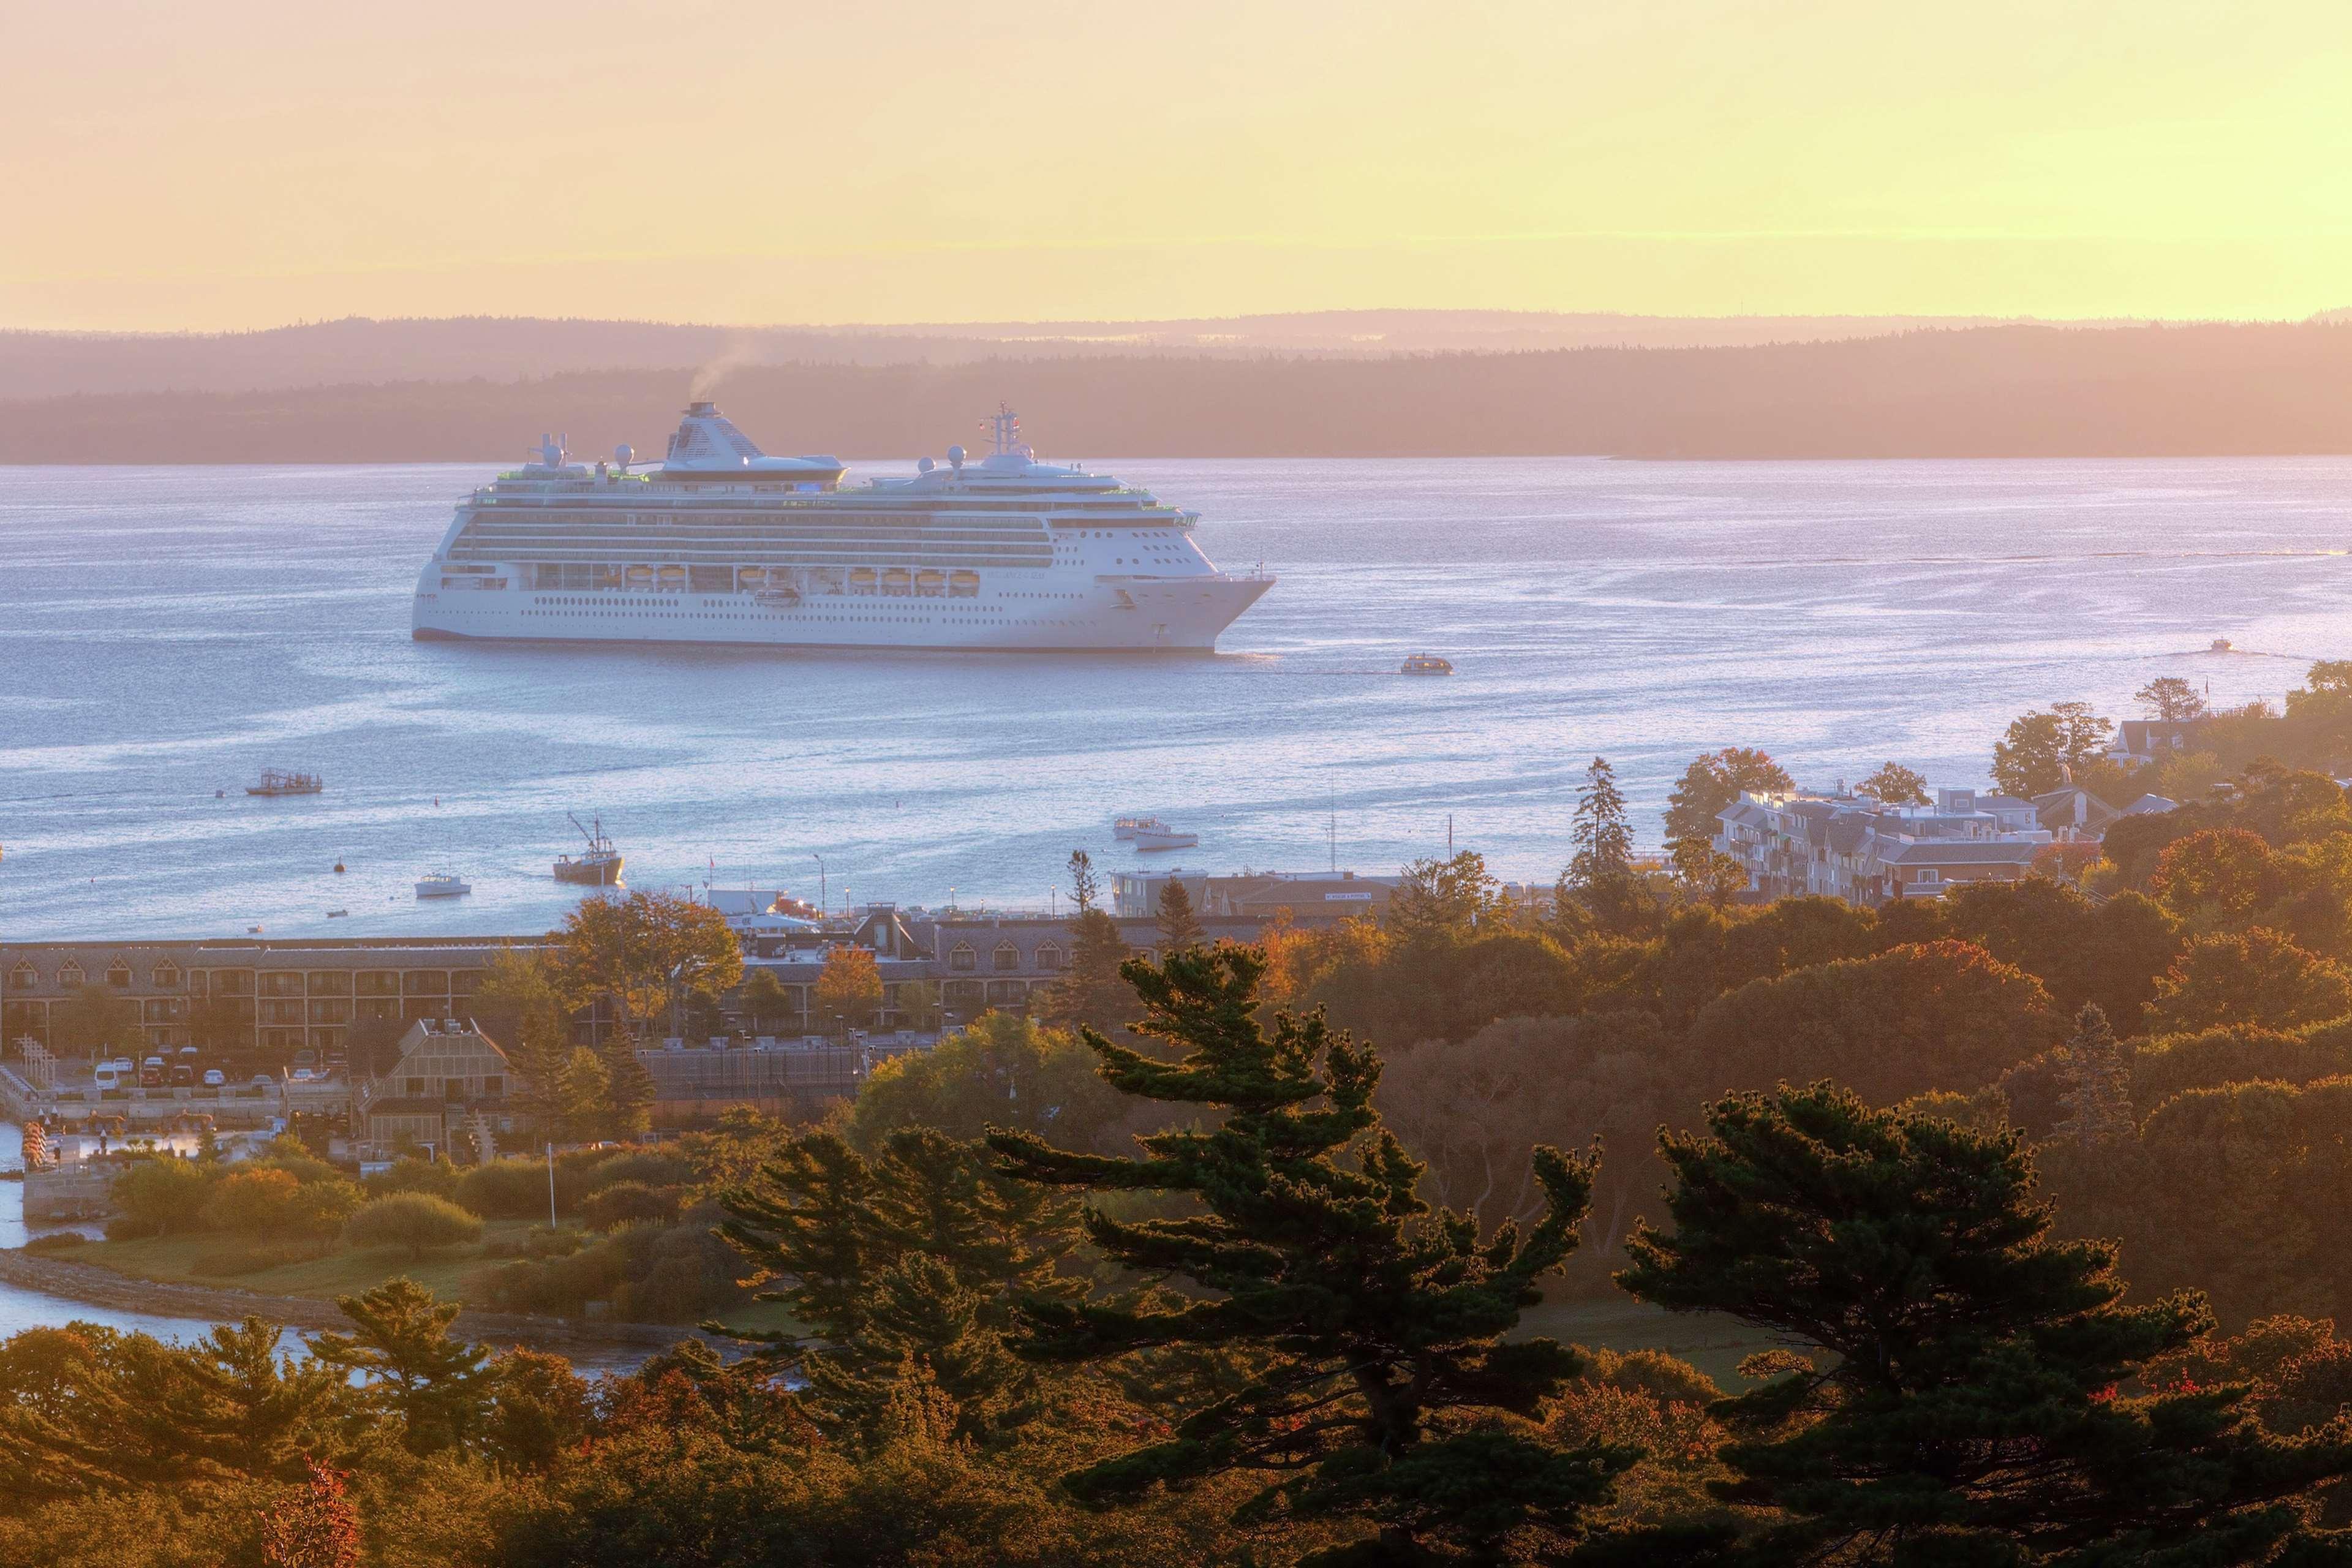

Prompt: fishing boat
[
  {"left": 554, "top": 813, "right": 625, "bottom": 886},
  {"left": 1400, "top": 653, "right": 1455, "bottom": 676},
  {"left": 1133, "top": 826, "right": 1200, "bottom": 853},
  {"left": 247, "top": 768, "right": 323, "bottom": 796},
  {"left": 415, "top": 873, "right": 472, "bottom": 899},
  {"left": 1112, "top": 816, "right": 1165, "bottom": 840}
]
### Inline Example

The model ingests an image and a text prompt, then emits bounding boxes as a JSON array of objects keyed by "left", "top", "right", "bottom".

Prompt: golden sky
[{"left": 6, "top": 0, "right": 2350, "bottom": 330}]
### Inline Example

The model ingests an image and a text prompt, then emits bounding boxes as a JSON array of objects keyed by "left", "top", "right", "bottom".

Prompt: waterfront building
[
  {"left": 1, "top": 936, "right": 572, "bottom": 1062},
  {"left": 1715, "top": 785, "right": 2058, "bottom": 905},
  {"left": 1109, "top": 868, "right": 1401, "bottom": 920},
  {"left": 352, "top": 1017, "right": 525, "bottom": 1161}
]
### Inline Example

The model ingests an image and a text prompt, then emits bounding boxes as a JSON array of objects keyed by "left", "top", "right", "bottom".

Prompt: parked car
[
  {"left": 93, "top": 1063, "right": 121, "bottom": 1090},
  {"left": 138, "top": 1057, "right": 166, "bottom": 1088},
  {"left": 290, "top": 1067, "right": 317, "bottom": 1083},
  {"left": 202, "top": 1069, "right": 225, "bottom": 1087},
  {"left": 250, "top": 1073, "right": 276, "bottom": 1088},
  {"left": 168, "top": 1064, "right": 195, "bottom": 1087}
]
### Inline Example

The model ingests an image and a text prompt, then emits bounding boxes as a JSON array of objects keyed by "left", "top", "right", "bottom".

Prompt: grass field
[{"left": 74, "top": 1220, "right": 541, "bottom": 1304}]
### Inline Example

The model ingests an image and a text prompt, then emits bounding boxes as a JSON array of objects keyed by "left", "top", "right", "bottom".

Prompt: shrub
[
  {"left": 454, "top": 1158, "right": 558, "bottom": 1219},
  {"left": 24, "top": 1231, "right": 87, "bottom": 1252},
  {"left": 285, "top": 1177, "right": 364, "bottom": 1238},
  {"left": 344, "top": 1192, "right": 484, "bottom": 1259},
  {"left": 111, "top": 1155, "right": 214, "bottom": 1237},
  {"left": 363, "top": 1156, "right": 462, "bottom": 1202},
  {"left": 578, "top": 1180, "right": 680, "bottom": 1232},
  {"left": 202, "top": 1167, "right": 303, "bottom": 1233}
]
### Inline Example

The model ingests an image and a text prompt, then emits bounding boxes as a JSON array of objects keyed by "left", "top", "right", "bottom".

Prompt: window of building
[
  {"left": 152, "top": 963, "right": 181, "bottom": 988},
  {"left": 483, "top": 1076, "right": 503, "bottom": 1098},
  {"left": 405, "top": 1077, "right": 428, "bottom": 1096},
  {"left": 949, "top": 943, "right": 976, "bottom": 973},
  {"left": 993, "top": 942, "right": 1021, "bottom": 972},
  {"left": 8, "top": 963, "right": 34, "bottom": 989},
  {"left": 59, "top": 963, "right": 84, "bottom": 988},
  {"left": 105, "top": 962, "right": 131, "bottom": 988},
  {"left": 1034, "top": 943, "right": 1061, "bottom": 973}
]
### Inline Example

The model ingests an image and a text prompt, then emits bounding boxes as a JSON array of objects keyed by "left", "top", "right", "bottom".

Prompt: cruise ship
[{"left": 411, "top": 404, "right": 1273, "bottom": 652}]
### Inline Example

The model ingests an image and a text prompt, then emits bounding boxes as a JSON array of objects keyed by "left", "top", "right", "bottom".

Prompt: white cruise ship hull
[
  {"left": 412, "top": 573, "right": 1272, "bottom": 652},
  {"left": 411, "top": 402, "right": 1275, "bottom": 654}
]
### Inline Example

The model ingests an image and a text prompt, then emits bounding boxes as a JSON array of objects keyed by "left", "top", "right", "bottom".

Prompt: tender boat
[
  {"left": 1400, "top": 653, "right": 1455, "bottom": 676},
  {"left": 1112, "top": 815, "right": 1165, "bottom": 840},
  {"left": 247, "top": 768, "right": 324, "bottom": 796},
  {"left": 1133, "top": 827, "right": 1200, "bottom": 853},
  {"left": 416, "top": 873, "right": 472, "bottom": 899},
  {"left": 554, "top": 812, "right": 625, "bottom": 886}
]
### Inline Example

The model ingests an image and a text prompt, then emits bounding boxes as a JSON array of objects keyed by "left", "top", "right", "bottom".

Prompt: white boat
[
  {"left": 1133, "top": 827, "right": 1199, "bottom": 853},
  {"left": 1112, "top": 815, "right": 1164, "bottom": 840},
  {"left": 415, "top": 873, "right": 472, "bottom": 899},
  {"left": 411, "top": 404, "right": 1273, "bottom": 652}
]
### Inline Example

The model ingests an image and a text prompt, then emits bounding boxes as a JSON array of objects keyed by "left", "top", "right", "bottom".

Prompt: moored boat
[
  {"left": 416, "top": 873, "right": 472, "bottom": 899},
  {"left": 1133, "top": 826, "right": 1199, "bottom": 852},
  {"left": 1400, "top": 653, "right": 1455, "bottom": 676},
  {"left": 247, "top": 768, "right": 324, "bottom": 796},
  {"left": 554, "top": 813, "right": 625, "bottom": 886}
]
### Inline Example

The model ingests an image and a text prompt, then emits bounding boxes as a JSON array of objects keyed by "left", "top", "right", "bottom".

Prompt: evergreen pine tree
[
  {"left": 552, "top": 1045, "right": 611, "bottom": 1143},
  {"left": 1567, "top": 755, "right": 1643, "bottom": 932},
  {"left": 1067, "top": 848, "right": 1099, "bottom": 912},
  {"left": 599, "top": 1038, "right": 657, "bottom": 1140},
  {"left": 1617, "top": 1082, "right": 2352, "bottom": 1567},
  {"left": 989, "top": 944, "right": 1628, "bottom": 1566},
  {"left": 720, "top": 1126, "right": 1078, "bottom": 1443},
  {"left": 1156, "top": 876, "right": 1205, "bottom": 951},
  {"left": 306, "top": 1278, "right": 490, "bottom": 1456},
  {"left": 2052, "top": 1000, "right": 2135, "bottom": 1150},
  {"left": 1039, "top": 905, "right": 1132, "bottom": 1033},
  {"left": 719, "top": 1129, "right": 884, "bottom": 1348}
]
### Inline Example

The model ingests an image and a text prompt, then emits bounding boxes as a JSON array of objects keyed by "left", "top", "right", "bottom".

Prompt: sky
[{"left": 5, "top": 0, "right": 2351, "bottom": 331}]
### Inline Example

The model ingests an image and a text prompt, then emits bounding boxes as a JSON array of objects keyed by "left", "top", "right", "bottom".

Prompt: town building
[
  {"left": 1716, "top": 786, "right": 2059, "bottom": 905},
  {"left": 350, "top": 1017, "right": 524, "bottom": 1161},
  {"left": 1110, "top": 868, "right": 1400, "bottom": 920}
]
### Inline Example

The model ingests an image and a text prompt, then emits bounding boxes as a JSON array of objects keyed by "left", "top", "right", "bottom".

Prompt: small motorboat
[
  {"left": 326, "top": 908, "right": 349, "bottom": 919},
  {"left": 1133, "top": 826, "right": 1200, "bottom": 853},
  {"left": 415, "top": 873, "right": 472, "bottom": 899},
  {"left": 1400, "top": 653, "right": 1455, "bottom": 676},
  {"left": 1112, "top": 816, "right": 1164, "bottom": 841}
]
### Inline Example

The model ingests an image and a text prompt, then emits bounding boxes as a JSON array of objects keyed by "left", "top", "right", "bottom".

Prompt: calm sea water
[{"left": 1, "top": 456, "right": 2347, "bottom": 941}]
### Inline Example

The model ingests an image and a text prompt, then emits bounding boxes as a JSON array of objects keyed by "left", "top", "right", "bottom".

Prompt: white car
[{"left": 201, "top": 1069, "right": 225, "bottom": 1087}]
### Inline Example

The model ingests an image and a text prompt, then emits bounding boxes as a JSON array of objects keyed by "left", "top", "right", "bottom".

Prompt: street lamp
[{"left": 811, "top": 853, "right": 826, "bottom": 916}]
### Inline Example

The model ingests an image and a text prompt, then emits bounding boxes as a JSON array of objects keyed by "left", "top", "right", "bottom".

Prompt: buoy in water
[{"left": 333, "top": 861, "right": 345, "bottom": 874}]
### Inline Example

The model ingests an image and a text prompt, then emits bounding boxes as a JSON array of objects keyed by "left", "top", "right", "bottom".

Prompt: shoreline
[{"left": 0, "top": 1247, "right": 712, "bottom": 1358}]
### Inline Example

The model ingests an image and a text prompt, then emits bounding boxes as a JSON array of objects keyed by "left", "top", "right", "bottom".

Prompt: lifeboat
[
  {"left": 625, "top": 565, "right": 654, "bottom": 588},
  {"left": 881, "top": 567, "right": 912, "bottom": 597},
  {"left": 595, "top": 567, "right": 623, "bottom": 589},
  {"left": 948, "top": 570, "right": 981, "bottom": 598},
  {"left": 738, "top": 567, "right": 768, "bottom": 589},
  {"left": 914, "top": 568, "right": 945, "bottom": 597},
  {"left": 657, "top": 564, "right": 687, "bottom": 589},
  {"left": 850, "top": 567, "right": 879, "bottom": 594},
  {"left": 755, "top": 586, "right": 801, "bottom": 608}
]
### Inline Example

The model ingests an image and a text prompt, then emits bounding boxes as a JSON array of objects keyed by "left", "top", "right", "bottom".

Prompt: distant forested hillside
[{"left": 6, "top": 320, "right": 2352, "bottom": 462}]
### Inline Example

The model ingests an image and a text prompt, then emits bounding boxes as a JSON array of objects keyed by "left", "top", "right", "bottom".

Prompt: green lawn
[
  {"left": 1518, "top": 1295, "right": 1779, "bottom": 1389},
  {"left": 75, "top": 1219, "right": 541, "bottom": 1305}
]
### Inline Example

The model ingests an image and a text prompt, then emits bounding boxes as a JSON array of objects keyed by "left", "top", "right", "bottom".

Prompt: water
[{"left": 1, "top": 457, "right": 2346, "bottom": 942}]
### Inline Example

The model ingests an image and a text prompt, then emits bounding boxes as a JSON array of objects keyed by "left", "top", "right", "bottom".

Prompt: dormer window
[
  {"left": 993, "top": 943, "right": 1021, "bottom": 973},
  {"left": 59, "top": 963, "right": 84, "bottom": 988},
  {"left": 9, "top": 963, "right": 36, "bottom": 989},
  {"left": 153, "top": 963, "right": 181, "bottom": 989},
  {"left": 949, "top": 943, "right": 976, "bottom": 973},
  {"left": 106, "top": 963, "right": 132, "bottom": 989},
  {"left": 1034, "top": 943, "right": 1062, "bottom": 973}
]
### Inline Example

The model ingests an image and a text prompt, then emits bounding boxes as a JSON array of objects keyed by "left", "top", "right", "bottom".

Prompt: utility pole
[{"left": 546, "top": 1142, "right": 557, "bottom": 1229}]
